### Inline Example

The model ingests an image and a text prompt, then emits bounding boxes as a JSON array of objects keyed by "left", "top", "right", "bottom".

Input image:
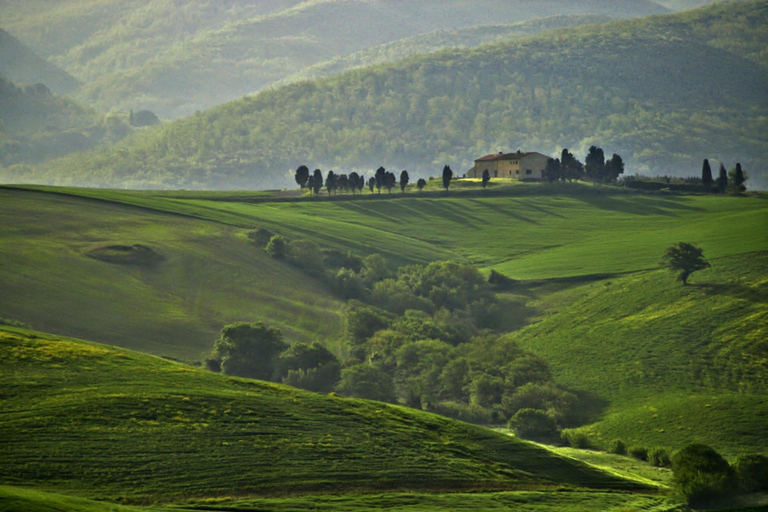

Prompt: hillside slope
[
  {"left": 509, "top": 251, "right": 768, "bottom": 455},
  {"left": 0, "top": 27, "right": 79, "bottom": 94},
  {"left": 0, "top": 0, "right": 667, "bottom": 118},
  {"left": 0, "top": 187, "right": 344, "bottom": 360},
  {"left": 22, "top": 0, "right": 768, "bottom": 189},
  {"left": 277, "top": 15, "right": 614, "bottom": 87},
  {"left": 0, "top": 325, "right": 646, "bottom": 501}
]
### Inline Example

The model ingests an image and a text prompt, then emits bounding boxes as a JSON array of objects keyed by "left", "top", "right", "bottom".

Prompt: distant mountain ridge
[
  {"left": 18, "top": 0, "right": 766, "bottom": 190},
  {"left": 0, "top": 0, "right": 668, "bottom": 118}
]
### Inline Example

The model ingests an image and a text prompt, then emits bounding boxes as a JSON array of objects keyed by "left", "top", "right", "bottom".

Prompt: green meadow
[
  {"left": 1, "top": 183, "right": 766, "bottom": 510},
  {"left": 0, "top": 326, "right": 648, "bottom": 502}
]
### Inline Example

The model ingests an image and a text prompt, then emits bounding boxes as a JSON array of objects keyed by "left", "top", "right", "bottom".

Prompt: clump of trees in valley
[{"left": 215, "top": 232, "right": 581, "bottom": 432}]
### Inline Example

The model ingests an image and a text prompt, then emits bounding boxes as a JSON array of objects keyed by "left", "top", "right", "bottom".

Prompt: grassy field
[
  {"left": 9, "top": 184, "right": 768, "bottom": 278},
  {"left": 0, "top": 187, "right": 345, "bottom": 360},
  {"left": 0, "top": 325, "right": 651, "bottom": 503},
  {"left": 507, "top": 251, "right": 768, "bottom": 456},
  {"left": 0, "top": 485, "right": 681, "bottom": 512}
]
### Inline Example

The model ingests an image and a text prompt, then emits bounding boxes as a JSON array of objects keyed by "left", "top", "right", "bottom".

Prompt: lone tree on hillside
[
  {"left": 662, "top": 242, "right": 710, "bottom": 285},
  {"left": 482, "top": 169, "right": 491, "bottom": 189},
  {"left": 400, "top": 170, "right": 409, "bottom": 193},
  {"left": 442, "top": 165, "right": 453, "bottom": 192},
  {"left": 416, "top": 178, "right": 426, "bottom": 192},
  {"left": 295, "top": 165, "right": 309, "bottom": 189},
  {"left": 701, "top": 159, "right": 713, "bottom": 188}
]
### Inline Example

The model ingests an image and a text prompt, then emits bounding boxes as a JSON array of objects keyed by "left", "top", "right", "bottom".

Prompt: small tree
[
  {"left": 662, "top": 242, "right": 710, "bottom": 285},
  {"left": 367, "top": 177, "right": 375, "bottom": 193},
  {"left": 605, "top": 153, "right": 624, "bottom": 182},
  {"left": 701, "top": 159, "right": 713, "bottom": 188},
  {"left": 482, "top": 169, "right": 491, "bottom": 189},
  {"left": 336, "top": 364, "right": 396, "bottom": 402},
  {"left": 729, "top": 163, "right": 746, "bottom": 193},
  {"left": 295, "top": 165, "right": 310, "bottom": 189},
  {"left": 265, "top": 235, "right": 287, "bottom": 259},
  {"left": 349, "top": 172, "right": 361, "bottom": 194},
  {"left": 416, "top": 178, "right": 427, "bottom": 192},
  {"left": 508, "top": 409, "right": 557, "bottom": 440},
  {"left": 375, "top": 167, "right": 386, "bottom": 194},
  {"left": 384, "top": 171, "right": 396, "bottom": 194},
  {"left": 544, "top": 158, "right": 561, "bottom": 183},
  {"left": 717, "top": 163, "right": 728, "bottom": 193},
  {"left": 210, "top": 322, "right": 288, "bottom": 380},
  {"left": 442, "top": 165, "right": 453, "bottom": 192},
  {"left": 399, "top": 170, "right": 409, "bottom": 193},
  {"left": 326, "top": 170, "right": 336, "bottom": 195},
  {"left": 312, "top": 169, "right": 324, "bottom": 196},
  {"left": 585, "top": 145, "right": 606, "bottom": 183},
  {"left": 672, "top": 444, "right": 737, "bottom": 507}
]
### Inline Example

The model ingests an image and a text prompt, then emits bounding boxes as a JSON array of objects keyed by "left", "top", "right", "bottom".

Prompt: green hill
[
  {"left": 0, "top": 187, "right": 344, "bottom": 360},
  {"left": 508, "top": 250, "right": 768, "bottom": 456},
  {"left": 277, "top": 15, "right": 614, "bottom": 86},
  {"left": 0, "top": 325, "right": 647, "bottom": 502},
  {"left": 20, "top": 0, "right": 767, "bottom": 190},
  {"left": 0, "top": 0, "right": 667, "bottom": 118},
  {"left": 0, "top": 27, "right": 79, "bottom": 94}
]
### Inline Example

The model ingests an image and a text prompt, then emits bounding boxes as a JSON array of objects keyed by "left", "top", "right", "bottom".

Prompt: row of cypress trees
[{"left": 701, "top": 159, "right": 747, "bottom": 193}]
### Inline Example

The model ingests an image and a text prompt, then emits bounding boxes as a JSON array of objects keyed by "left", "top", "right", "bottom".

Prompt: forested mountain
[
  {"left": 18, "top": 0, "right": 766, "bottom": 190},
  {"left": 0, "top": 0, "right": 668, "bottom": 118},
  {"left": 277, "top": 15, "right": 614, "bottom": 87},
  {"left": 0, "top": 28, "right": 79, "bottom": 94}
]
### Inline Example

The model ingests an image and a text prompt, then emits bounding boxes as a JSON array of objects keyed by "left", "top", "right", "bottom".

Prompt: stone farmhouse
[{"left": 467, "top": 151, "right": 550, "bottom": 180}]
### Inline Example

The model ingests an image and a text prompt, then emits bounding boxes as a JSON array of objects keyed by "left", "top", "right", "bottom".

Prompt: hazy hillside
[
  {"left": 0, "top": 325, "right": 644, "bottom": 501},
  {"left": 278, "top": 15, "right": 614, "bottom": 86},
  {"left": 0, "top": 0, "right": 668, "bottom": 118},
  {"left": 0, "top": 28, "right": 79, "bottom": 94},
  {"left": 0, "top": 76, "right": 117, "bottom": 168},
  {"left": 21, "top": 0, "right": 767, "bottom": 190}
]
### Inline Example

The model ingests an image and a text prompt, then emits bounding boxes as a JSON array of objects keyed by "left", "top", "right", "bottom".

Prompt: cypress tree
[
  {"left": 701, "top": 159, "right": 713, "bottom": 188},
  {"left": 399, "top": 170, "right": 409, "bottom": 193},
  {"left": 717, "top": 163, "right": 728, "bottom": 193},
  {"left": 732, "top": 163, "right": 746, "bottom": 192}
]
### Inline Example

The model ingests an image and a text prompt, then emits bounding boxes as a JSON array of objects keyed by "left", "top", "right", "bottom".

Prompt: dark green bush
[
  {"left": 248, "top": 228, "right": 274, "bottom": 247},
  {"left": 649, "top": 447, "right": 671, "bottom": 467},
  {"left": 265, "top": 235, "right": 286, "bottom": 259},
  {"left": 561, "top": 429, "right": 592, "bottom": 449},
  {"left": 628, "top": 446, "right": 648, "bottom": 461},
  {"left": 609, "top": 439, "right": 627, "bottom": 455},
  {"left": 734, "top": 453, "right": 768, "bottom": 492},
  {"left": 508, "top": 409, "right": 557, "bottom": 441},
  {"left": 672, "top": 443, "right": 738, "bottom": 506}
]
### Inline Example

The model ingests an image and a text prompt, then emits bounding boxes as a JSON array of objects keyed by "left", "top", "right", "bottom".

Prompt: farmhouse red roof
[{"left": 475, "top": 152, "right": 536, "bottom": 162}]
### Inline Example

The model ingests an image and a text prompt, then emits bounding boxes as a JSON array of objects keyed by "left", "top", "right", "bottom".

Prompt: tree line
[
  {"left": 543, "top": 146, "right": 624, "bottom": 184},
  {"left": 700, "top": 159, "right": 748, "bottom": 193},
  {"left": 295, "top": 165, "right": 453, "bottom": 195}
]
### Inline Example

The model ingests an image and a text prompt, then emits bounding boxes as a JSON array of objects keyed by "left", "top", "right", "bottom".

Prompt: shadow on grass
[
  {"left": 695, "top": 282, "right": 768, "bottom": 304},
  {"left": 576, "top": 193, "right": 706, "bottom": 217}
]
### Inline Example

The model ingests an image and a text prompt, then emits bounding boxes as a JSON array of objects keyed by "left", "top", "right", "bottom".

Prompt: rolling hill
[
  {"left": 0, "top": 0, "right": 668, "bottom": 118},
  {"left": 0, "top": 324, "right": 648, "bottom": 502},
  {"left": 2, "top": 184, "right": 765, "bottom": 461},
  {"left": 18, "top": 0, "right": 767, "bottom": 190},
  {"left": 0, "top": 27, "right": 79, "bottom": 94}
]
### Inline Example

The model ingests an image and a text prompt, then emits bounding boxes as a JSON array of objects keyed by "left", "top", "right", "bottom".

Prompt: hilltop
[
  {"left": 0, "top": 325, "right": 647, "bottom": 502},
  {"left": 0, "top": 0, "right": 667, "bottom": 118},
  {"left": 17, "top": 0, "right": 767, "bottom": 189}
]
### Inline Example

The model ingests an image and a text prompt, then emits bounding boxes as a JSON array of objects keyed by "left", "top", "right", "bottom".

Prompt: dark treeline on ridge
[{"left": 8, "top": 1, "right": 766, "bottom": 190}]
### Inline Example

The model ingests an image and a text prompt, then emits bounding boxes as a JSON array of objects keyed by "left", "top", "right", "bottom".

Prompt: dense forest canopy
[
  {"left": 0, "top": 0, "right": 668, "bottom": 118},
  {"left": 13, "top": 0, "right": 766, "bottom": 190}
]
